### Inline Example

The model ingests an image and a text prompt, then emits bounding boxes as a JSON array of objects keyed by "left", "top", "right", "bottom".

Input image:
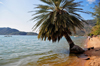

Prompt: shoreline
[
  {"left": 67, "top": 38, "right": 88, "bottom": 66},
  {"left": 55, "top": 37, "right": 88, "bottom": 66},
  {"left": 66, "top": 36, "right": 100, "bottom": 66}
]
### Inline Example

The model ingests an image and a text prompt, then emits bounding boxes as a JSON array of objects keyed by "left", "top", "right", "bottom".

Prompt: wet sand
[{"left": 48, "top": 55, "right": 86, "bottom": 66}]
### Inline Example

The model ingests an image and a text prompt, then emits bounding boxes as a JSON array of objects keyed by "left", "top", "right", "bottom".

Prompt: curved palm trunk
[{"left": 64, "top": 33, "right": 85, "bottom": 54}]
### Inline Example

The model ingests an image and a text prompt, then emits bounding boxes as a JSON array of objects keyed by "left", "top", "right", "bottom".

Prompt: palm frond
[
  {"left": 31, "top": 0, "right": 87, "bottom": 42},
  {"left": 61, "top": 0, "right": 74, "bottom": 9},
  {"left": 40, "top": 0, "right": 53, "bottom": 5},
  {"left": 35, "top": 5, "right": 54, "bottom": 10},
  {"left": 33, "top": 13, "right": 50, "bottom": 30},
  {"left": 32, "top": 10, "right": 51, "bottom": 16}
]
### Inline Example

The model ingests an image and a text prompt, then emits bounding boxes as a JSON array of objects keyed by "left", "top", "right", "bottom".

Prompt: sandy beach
[
  {"left": 64, "top": 36, "right": 100, "bottom": 66},
  {"left": 84, "top": 36, "right": 100, "bottom": 66}
]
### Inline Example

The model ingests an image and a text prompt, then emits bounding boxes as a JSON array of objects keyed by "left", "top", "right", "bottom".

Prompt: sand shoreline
[
  {"left": 84, "top": 36, "right": 100, "bottom": 66},
  {"left": 68, "top": 36, "right": 100, "bottom": 66},
  {"left": 55, "top": 38, "right": 88, "bottom": 66}
]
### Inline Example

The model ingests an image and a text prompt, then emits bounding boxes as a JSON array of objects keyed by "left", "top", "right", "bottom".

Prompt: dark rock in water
[
  {"left": 76, "top": 54, "right": 89, "bottom": 60},
  {"left": 70, "top": 45, "right": 85, "bottom": 54}
]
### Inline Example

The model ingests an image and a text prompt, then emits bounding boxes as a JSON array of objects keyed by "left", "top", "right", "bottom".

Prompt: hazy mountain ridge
[
  {"left": 0, "top": 27, "right": 38, "bottom": 35},
  {"left": 74, "top": 20, "right": 96, "bottom": 36}
]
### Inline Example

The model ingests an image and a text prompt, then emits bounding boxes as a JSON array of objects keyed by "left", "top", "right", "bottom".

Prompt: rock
[
  {"left": 70, "top": 45, "right": 85, "bottom": 54},
  {"left": 88, "top": 47, "right": 94, "bottom": 50},
  {"left": 90, "top": 47, "right": 94, "bottom": 49},
  {"left": 88, "top": 48, "right": 91, "bottom": 50},
  {"left": 85, "top": 58, "right": 90, "bottom": 60}
]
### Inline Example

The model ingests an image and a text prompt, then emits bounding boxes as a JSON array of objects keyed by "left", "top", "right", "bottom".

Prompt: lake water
[{"left": 0, "top": 35, "right": 87, "bottom": 66}]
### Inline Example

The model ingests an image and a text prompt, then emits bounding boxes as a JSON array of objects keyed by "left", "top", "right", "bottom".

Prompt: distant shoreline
[{"left": 0, "top": 27, "right": 38, "bottom": 35}]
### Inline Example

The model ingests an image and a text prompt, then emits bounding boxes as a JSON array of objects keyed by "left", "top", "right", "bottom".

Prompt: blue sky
[{"left": 0, "top": 0, "right": 97, "bottom": 32}]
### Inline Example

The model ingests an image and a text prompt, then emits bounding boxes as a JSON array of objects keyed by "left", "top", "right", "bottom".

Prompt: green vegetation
[
  {"left": 32, "top": 0, "right": 87, "bottom": 53},
  {"left": 91, "top": 25, "right": 100, "bottom": 35},
  {"left": 89, "top": 2, "right": 100, "bottom": 35},
  {"left": 0, "top": 27, "right": 38, "bottom": 35}
]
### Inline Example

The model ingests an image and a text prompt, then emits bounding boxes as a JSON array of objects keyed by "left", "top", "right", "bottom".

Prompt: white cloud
[
  {"left": 87, "top": 0, "right": 96, "bottom": 4},
  {"left": 0, "top": 2, "right": 3, "bottom": 4}
]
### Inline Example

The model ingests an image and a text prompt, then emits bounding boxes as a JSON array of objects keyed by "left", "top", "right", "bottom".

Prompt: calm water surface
[{"left": 0, "top": 35, "right": 87, "bottom": 66}]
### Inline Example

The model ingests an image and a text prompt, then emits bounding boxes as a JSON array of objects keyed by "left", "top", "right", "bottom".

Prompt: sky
[{"left": 0, "top": 0, "right": 98, "bottom": 32}]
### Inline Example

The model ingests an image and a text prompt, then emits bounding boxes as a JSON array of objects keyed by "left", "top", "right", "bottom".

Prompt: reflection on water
[{"left": 0, "top": 35, "right": 87, "bottom": 66}]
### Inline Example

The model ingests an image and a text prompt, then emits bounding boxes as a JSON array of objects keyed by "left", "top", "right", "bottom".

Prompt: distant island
[{"left": 0, "top": 27, "right": 38, "bottom": 35}]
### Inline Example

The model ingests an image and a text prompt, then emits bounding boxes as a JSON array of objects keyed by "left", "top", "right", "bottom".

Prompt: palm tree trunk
[{"left": 64, "top": 33, "right": 85, "bottom": 54}]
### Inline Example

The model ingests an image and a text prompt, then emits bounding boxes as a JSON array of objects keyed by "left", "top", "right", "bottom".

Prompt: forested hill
[
  {"left": 74, "top": 20, "right": 96, "bottom": 36},
  {"left": 0, "top": 27, "right": 38, "bottom": 35}
]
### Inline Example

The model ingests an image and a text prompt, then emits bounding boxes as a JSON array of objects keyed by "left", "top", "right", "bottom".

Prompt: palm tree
[
  {"left": 90, "top": 2, "right": 100, "bottom": 25},
  {"left": 31, "top": 0, "right": 87, "bottom": 54}
]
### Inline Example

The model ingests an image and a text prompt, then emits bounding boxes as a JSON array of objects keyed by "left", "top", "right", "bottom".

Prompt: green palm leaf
[{"left": 31, "top": 0, "right": 87, "bottom": 42}]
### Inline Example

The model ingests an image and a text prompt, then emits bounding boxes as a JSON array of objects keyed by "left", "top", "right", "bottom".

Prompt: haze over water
[{"left": 0, "top": 35, "right": 87, "bottom": 66}]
